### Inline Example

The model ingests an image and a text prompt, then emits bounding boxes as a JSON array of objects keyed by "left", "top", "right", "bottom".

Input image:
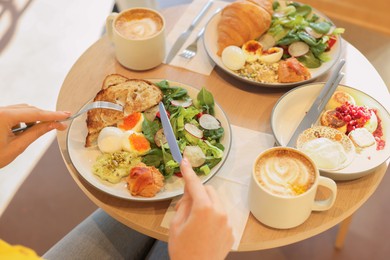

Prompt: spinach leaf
[
  {"left": 142, "top": 118, "right": 160, "bottom": 144},
  {"left": 197, "top": 87, "right": 215, "bottom": 115},
  {"left": 142, "top": 148, "right": 163, "bottom": 167},
  {"left": 309, "top": 22, "right": 331, "bottom": 34}
]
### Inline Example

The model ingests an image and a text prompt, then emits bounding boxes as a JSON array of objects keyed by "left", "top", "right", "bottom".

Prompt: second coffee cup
[
  {"left": 248, "top": 147, "right": 337, "bottom": 229},
  {"left": 106, "top": 7, "right": 165, "bottom": 70}
]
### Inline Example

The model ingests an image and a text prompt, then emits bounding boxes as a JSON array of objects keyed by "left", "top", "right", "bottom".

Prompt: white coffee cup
[
  {"left": 248, "top": 147, "right": 337, "bottom": 229},
  {"left": 106, "top": 7, "right": 165, "bottom": 70}
]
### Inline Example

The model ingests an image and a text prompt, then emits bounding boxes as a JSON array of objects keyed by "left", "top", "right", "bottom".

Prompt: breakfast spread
[
  {"left": 217, "top": 0, "right": 344, "bottom": 84},
  {"left": 86, "top": 74, "right": 226, "bottom": 198}
]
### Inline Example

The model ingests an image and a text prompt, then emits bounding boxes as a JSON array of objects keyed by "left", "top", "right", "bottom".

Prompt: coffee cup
[
  {"left": 248, "top": 147, "right": 337, "bottom": 229},
  {"left": 106, "top": 7, "right": 165, "bottom": 70}
]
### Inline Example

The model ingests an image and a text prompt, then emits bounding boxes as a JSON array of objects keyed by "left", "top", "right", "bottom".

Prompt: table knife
[
  {"left": 286, "top": 59, "right": 346, "bottom": 147},
  {"left": 158, "top": 102, "right": 183, "bottom": 164},
  {"left": 165, "top": 1, "right": 213, "bottom": 64}
]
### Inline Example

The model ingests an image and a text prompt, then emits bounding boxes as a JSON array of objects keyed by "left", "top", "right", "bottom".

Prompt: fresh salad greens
[
  {"left": 263, "top": 1, "right": 344, "bottom": 68},
  {"left": 141, "top": 80, "right": 225, "bottom": 179}
]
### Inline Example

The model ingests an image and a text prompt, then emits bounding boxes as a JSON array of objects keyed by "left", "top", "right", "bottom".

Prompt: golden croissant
[{"left": 217, "top": 0, "right": 273, "bottom": 56}]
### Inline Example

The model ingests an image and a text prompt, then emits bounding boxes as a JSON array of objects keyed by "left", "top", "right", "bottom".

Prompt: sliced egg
[
  {"left": 97, "top": 127, "right": 123, "bottom": 153},
  {"left": 122, "top": 131, "right": 151, "bottom": 155},
  {"left": 118, "top": 112, "right": 144, "bottom": 132},
  {"left": 258, "top": 47, "right": 283, "bottom": 63},
  {"left": 242, "top": 40, "right": 262, "bottom": 62},
  {"left": 221, "top": 46, "right": 246, "bottom": 71}
]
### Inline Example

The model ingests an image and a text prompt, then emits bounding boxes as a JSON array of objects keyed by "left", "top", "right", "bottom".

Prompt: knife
[
  {"left": 286, "top": 59, "right": 346, "bottom": 147},
  {"left": 158, "top": 102, "right": 183, "bottom": 164},
  {"left": 165, "top": 1, "right": 213, "bottom": 64}
]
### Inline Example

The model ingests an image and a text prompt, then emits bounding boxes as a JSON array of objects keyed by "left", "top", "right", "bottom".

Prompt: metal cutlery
[
  {"left": 158, "top": 102, "right": 183, "bottom": 164},
  {"left": 165, "top": 1, "right": 213, "bottom": 64},
  {"left": 179, "top": 27, "right": 205, "bottom": 60},
  {"left": 286, "top": 59, "right": 346, "bottom": 147},
  {"left": 12, "top": 101, "right": 124, "bottom": 133}
]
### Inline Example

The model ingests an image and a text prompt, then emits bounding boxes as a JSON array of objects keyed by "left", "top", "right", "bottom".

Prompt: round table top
[{"left": 56, "top": 6, "right": 389, "bottom": 252}]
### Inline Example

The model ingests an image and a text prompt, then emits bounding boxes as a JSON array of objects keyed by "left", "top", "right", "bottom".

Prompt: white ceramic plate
[
  {"left": 67, "top": 80, "right": 232, "bottom": 201},
  {"left": 203, "top": 2, "right": 342, "bottom": 88},
  {"left": 271, "top": 83, "right": 390, "bottom": 180}
]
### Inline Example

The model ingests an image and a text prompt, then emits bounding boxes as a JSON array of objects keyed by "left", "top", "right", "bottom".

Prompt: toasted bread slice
[
  {"left": 85, "top": 79, "right": 163, "bottom": 147},
  {"left": 102, "top": 74, "right": 129, "bottom": 89}
]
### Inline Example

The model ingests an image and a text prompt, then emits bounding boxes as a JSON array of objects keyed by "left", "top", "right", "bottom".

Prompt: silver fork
[
  {"left": 179, "top": 26, "right": 205, "bottom": 60},
  {"left": 12, "top": 101, "right": 123, "bottom": 133}
]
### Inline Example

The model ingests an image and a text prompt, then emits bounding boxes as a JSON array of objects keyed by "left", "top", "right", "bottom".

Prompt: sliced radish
[
  {"left": 154, "top": 128, "right": 167, "bottom": 147},
  {"left": 258, "top": 34, "right": 276, "bottom": 51},
  {"left": 171, "top": 98, "right": 193, "bottom": 108},
  {"left": 288, "top": 41, "right": 310, "bottom": 57},
  {"left": 144, "top": 105, "right": 159, "bottom": 122},
  {"left": 199, "top": 114, "right": 221, "bottom": 130},
  {"left": 304, "top": 27, "right": 323, "bottom": 39},
  {"left": 184, "top": 123, "right": 203, "bottom": 139},
  {"left": 183, "top": 146, "right": 206, "bottom": 167}
]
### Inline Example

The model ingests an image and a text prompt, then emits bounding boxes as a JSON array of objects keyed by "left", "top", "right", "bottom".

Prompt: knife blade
[
  {"left": 158, "top": 102, "right": 183, "bottom": 164},
  {"left": 286, "top": 59, "right": 346, "bottom": 147},
  {"left": 165, "top": 1, "right": 213, "bottom": 64}
]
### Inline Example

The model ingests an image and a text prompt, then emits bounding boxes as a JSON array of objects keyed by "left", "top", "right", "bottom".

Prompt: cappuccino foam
[
  {"left": 115, "top": 9, "right": 163, "bottom": 40},
  {"left": 254, "top": 149, "right": 316, "bottom": 197}
]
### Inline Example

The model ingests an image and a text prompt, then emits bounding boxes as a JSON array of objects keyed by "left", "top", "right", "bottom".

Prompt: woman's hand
[
  {"left": 0, "top": 104, "right": 70, "bottom": 168},
  {"left": 168, "top": 158, "right": 234, "bottom": 260}
]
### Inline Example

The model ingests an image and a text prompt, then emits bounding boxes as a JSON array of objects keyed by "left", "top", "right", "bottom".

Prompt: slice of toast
[
  {"left": 102, "top": 74, "right": 129, "bottom": 89},
  {"left": 85, "top": 78, "right": 163, "bottom": 147}
]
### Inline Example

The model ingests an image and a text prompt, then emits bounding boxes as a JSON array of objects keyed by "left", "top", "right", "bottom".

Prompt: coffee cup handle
[
  {"left": 106, "top": 12, "right": 118, "bottom": 41},
  {"left": 312, "top": 176, "right": 337, "bottom": 211}
]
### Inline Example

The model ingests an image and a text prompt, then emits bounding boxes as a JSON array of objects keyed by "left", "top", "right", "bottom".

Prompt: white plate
[
  {"left": 203, "top": 3, "right": 342, "bottom": 88},
  {"left": 67, "top": 80, "right": 232, "bottom": 201},
  {"left": 271, "top": 83, "right": 390, "bottom": 180}
]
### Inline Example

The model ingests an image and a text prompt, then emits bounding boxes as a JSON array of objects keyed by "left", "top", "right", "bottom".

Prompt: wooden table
[{"left": 56, "top": 5, "right": 390, "bottom": 252}]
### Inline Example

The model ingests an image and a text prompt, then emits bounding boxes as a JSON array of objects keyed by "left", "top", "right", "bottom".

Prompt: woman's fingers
[{"left": 180, "top": 158, "right": 210, "bottom": 204}]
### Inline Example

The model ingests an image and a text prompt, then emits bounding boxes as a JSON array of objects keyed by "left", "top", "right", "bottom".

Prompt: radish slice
[
  {"left": 288, "top": 41, "right": 310, "bottom": 57},
  {"left": 154, "top": 128, "right": 167, "bottom": 147},
  {"left": 258, "top": 34, "right": 276, "bottom": 50},
  {"left": 304, "top": 27, "right": 323, "bottom": 39},
  {"left": 184, "top": 123, "right": 203, "bottom": 139},
  {"left": 183, "top": 146, "right": 206, "bottom": 167},
  {"left": 171, "top": 99, "right": 193, "bottom": 107},
  {"left": 199, "top": 114, "right": 221, "bottom": 130}
]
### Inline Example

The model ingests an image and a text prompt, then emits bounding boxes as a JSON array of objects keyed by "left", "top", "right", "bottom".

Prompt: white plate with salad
[
  {"left": 67, "top": 79, "right": 232, "bottom": 201},
  {"left": 203, "top": 1, "right": 343, "bottom": 88}
]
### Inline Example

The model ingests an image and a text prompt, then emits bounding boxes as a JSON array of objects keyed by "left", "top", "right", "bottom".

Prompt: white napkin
[
  {"left": 160, "top": 125, "right": 275, "bottom": 250},
  {"left": 164, "top": 0, "right": 228, "bottom": 75}
]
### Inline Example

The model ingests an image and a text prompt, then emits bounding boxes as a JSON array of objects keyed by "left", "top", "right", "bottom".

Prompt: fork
[
  {"left": 179, "top": 26, "right": 205, "bottom": 60},
  {"left": 12, "top": 101, "right": 124, "bottom": 133}
]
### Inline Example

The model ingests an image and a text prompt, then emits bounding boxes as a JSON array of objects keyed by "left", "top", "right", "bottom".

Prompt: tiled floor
[{"left": 0, "top": 0, "right": 389, "bottom": 258}]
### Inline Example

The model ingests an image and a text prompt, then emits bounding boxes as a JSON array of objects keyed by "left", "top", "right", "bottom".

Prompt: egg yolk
[
  {"left": 119, "top": 112, "right": 142, "bottom": 130},
  {"left": 129, "top": 133, "right": 150, "bottom": 152}
]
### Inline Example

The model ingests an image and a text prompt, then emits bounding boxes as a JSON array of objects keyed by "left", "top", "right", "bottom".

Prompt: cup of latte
[
  {"left": 106, "top": 7, "right": 165, "bottom": 70},
  {"left": 248, "top": 147, "right": 337, "bottom": 229}
]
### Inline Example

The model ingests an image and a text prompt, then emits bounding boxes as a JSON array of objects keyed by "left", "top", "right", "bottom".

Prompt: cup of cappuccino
[
  {"left": 106, "top": 8, "right": 165, "bottom": 70},
  {"left": 248, "top": 147, "right": 337, "bottom": 229}
]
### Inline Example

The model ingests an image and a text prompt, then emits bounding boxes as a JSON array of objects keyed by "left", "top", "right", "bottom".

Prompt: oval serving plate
[
  {"left": 67, "top": 80, "right": 232, "bottom": 201},
  {"left": 271, "top": 83, "right": 390, "bottom": 180},
  {"left": 203, "top": 1, "right": 342, "bottom": 88}
]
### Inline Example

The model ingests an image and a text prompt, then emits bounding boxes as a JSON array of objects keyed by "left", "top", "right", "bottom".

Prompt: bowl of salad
[
  {"left": 67, "top": 79, "right": 232, "bottom": 201},
  {"left": 204, "top": 0, "right": 344, "bottom": 87}
]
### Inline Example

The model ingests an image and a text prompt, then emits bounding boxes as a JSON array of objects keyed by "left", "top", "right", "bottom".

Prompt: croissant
[{"left": 217, "top": 0, "right": 272, "bottom": 56}]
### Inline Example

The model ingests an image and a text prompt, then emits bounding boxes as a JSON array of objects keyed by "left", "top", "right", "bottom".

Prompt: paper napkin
[
  {"left": 164, "top": 0, "right": 228, "bottom": 75},
  {"left": 160, "top": 125, "right": 275, "bottom": 250}
]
